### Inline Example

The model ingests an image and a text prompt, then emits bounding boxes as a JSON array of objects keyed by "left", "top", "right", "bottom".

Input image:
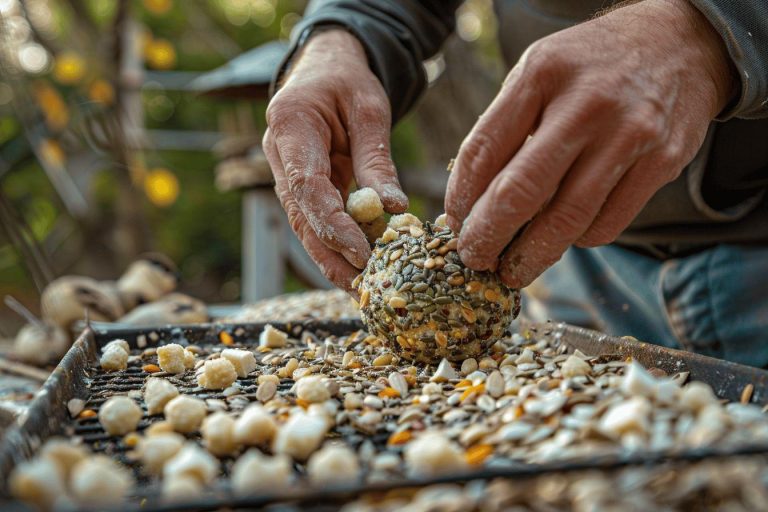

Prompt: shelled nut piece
[
  {"left": 259, "top": 324, "right": 288, "bottom": 348},
  {"left": 99, "top": 396, "right": 142, "bottom": 436},
  {"left": 307, "top": 444, "right": 361, "bottom": 486},
  {"left": 295, "top": 375, "right": 331, "bottom": 403},
  {"left": 346, "top": 187, "right": 385, "bottom": 223},
  {"left": 202, "top": 412, "right": 240, "bottom": 456},
  {"left": 233, "top": 404, "right": 277, "bottom": 446},
  {"left": 163, "top": 443, "right": 219, "bottom": 485},
  {"left": 137, "top": 432, "right": 185, "bottom": 475},
  {"left": 231, "top": 450, "right": 293, "bottom": 495},
  {"left": 273, "top": 411, "right": 329, "bottom": 460},
  {"left": 144, "top": 378, "right": 179, "bottom": 415},
  {"left": 197, "top": 358, "right": 238, "bottom": 390},
  {"left": 100, "top": 343, "right": 129, "bottom": 372},
  {"left": 405, "top": 433, "right": 468, "bottom": 478},
  {"left": 164, "top": 395, "right": 207, "bottom": 433},
  {"left": 184, "top": 348, "right": 196, "bottom": 369},
  {"left": 9, "top": 457, "right": 66, "bottom": 510},
  {"left": 222, "top": 348, "right": 257, "bottom": 378},
  {"left": 39, "top": 438, "right": 88, "bottom": 480},
  {"left": 157, "top": 343, "right": 187, "bottom": 374},
  {"left": 70, "top": 455, "right": 135, "bottom": 506},
  {"left": 162, "top": 475, "right": 202, "bottom": 501}
]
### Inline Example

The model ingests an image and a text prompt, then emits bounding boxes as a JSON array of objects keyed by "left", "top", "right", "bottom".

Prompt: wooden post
[{"left": 242, "top": 188, "right": 284, "bottom": 301}]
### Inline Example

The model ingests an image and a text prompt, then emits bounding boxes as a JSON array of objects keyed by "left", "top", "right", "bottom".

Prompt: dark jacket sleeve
[
  {"left": 271, "top": 0, "right": 461, "bottom": 123},
  {"left": 688, "top": 0, "right": 768, "bottom": 120}
]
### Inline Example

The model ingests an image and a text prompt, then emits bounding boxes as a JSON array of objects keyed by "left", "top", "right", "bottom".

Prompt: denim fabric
[{"left": 522, "top": 244, "right": 768, "bottom": 368}]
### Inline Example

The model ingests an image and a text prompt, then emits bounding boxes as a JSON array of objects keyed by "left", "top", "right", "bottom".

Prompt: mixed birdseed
[
  {"left": 357, "top": 220, "right": 521, "bottom": 363},
  {"left": 11, "top": 322, "right": 768, "bottom": 509}
]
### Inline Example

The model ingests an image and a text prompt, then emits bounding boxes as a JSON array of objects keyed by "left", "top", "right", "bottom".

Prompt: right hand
[{"left": 264, "top": 29, "right": 408, "bottom": 292}]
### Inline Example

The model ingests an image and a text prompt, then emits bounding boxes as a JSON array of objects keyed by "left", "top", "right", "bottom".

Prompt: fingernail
[{"left": 380, "top": 184, "right": 408, "bottom": 209}]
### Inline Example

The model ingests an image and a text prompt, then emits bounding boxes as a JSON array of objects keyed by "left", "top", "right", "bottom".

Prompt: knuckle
[
  {"left": 546, "top": 199, "right": 595, "bottom": 236},
  {"left": 628, "top": 110, "right": 664, "bottom": 142},
  {"left": 577, "top": 224, "right": 618, "bottom": 248},
  {"left": 493, "top": 169, "right": 545, "bottom": 210},
  {"left": 458, "top": 131, "right": 503, "bottom": 176}
]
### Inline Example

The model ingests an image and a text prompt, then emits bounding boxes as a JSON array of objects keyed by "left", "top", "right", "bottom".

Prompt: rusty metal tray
[{"left": 2, "top": 320, "right": 768, "bottom": 511}]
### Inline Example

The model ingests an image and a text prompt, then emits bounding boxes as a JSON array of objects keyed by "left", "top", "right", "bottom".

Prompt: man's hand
[
  {"left": 264, "top": 30, "right": 408, "bottom": 292},
  {"left": 445, "top": 0, "right": 736, "bottom": 288}
]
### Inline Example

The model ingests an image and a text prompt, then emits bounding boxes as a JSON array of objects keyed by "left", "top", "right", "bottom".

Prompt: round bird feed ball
[
  {"left": 356, "top": 220, "right": 520, "bottom": 364},
  {"left": 346, "top": 187, "right": 384, "bottom": 223}
]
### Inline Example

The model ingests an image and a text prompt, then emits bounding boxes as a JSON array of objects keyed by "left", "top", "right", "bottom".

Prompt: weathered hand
[
  {"left": 445, "top": 0, "right": 736, "bottom": 288},
  {"left": 264, "top": 29, "right": 408, "bottom": 292}
]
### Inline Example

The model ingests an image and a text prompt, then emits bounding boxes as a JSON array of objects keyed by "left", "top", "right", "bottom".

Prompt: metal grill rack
[{"left": 2, "top": 320, "right": 768, "bottom": 511}]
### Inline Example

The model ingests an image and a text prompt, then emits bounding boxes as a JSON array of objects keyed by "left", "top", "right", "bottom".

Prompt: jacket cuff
[{"left": 688, "top": 0, "right": 768, "bottom": 120}]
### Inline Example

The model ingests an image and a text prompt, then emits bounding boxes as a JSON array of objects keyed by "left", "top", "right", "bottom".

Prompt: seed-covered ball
[{"left": 357, "top": 220, "right": 520, "bottom": 364}]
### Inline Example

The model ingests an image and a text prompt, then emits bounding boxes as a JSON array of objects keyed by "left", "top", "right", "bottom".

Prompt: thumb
[{"left": 346, "top": 93, "right": 408, "bottom": 213}]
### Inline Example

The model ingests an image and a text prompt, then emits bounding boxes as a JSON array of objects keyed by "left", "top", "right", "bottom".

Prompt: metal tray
[{"left": 1, "top": 320, "right": 767, "bottom": 511}]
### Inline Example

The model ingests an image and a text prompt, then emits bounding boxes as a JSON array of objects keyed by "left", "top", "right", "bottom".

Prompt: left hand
[{"left": 444, "top": 0, "right": 736, "bottom": 288}]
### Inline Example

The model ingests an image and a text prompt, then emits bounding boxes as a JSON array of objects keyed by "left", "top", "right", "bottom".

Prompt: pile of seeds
[
  {"left": 226, "top": 289, "right": 358, "bottom": 323},
  {"left": 11, "top": 323, "right": 768, "bottom": 509},
  {"left": 358, "top": 218, "right": 520, "bottom": 363},
  {"left": 341, "top": 456, "right": 768, "bottom": 511}
]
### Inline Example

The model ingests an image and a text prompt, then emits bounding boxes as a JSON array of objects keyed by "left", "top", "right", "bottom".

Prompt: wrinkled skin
[
  {"left": 263, "top": 30, "right": 408, "bottom": 293},
  {"left": 264, "top": 0, "right": 735, "bottom": 292}
]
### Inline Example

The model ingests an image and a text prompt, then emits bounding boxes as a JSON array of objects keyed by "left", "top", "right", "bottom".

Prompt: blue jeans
[{"left": 522, "top": 244, "right": 768, "bottom": 368}]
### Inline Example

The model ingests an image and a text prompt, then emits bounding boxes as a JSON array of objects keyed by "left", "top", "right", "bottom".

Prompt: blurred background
[{"left": 0, "top": 0, "right": 503, "bottom": 336}]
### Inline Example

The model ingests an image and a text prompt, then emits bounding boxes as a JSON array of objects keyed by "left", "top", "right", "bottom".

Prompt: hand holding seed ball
[{"left": 356, "top": 214, "right": 521, "bottom": 364}]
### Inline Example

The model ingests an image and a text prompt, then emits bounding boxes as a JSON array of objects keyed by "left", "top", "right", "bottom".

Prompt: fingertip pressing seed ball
[
  {"left": 272, "top": 412, "right": 329, "bottom": 461},
  {"left": 138, "top": 432, "right": 185, "bottom": 475},
  {"left": 233, "top": 404, "right": 277, "bottom": 446},
  {"left": 358, "top": 220, "right": 521, "bottom": 363},
  {"left": 260, "top": 324, "right": 288, "bottom": 348},
  {"left": 222, "top": 348, "right": 256, "bottom": 378},
  {"left": 100, "top": 344, "right": 129, "bottom": 371},
  {"left": 307, "top": 444, "right": 361, "bottom": 486},
  {"left": 164, "top": 395, "right": 207, "bottom": 433},
  {"left": 404, "top": 433, "right": 468, "bottom": 478},
  {"left": 157, "top": 343, "right": 186, "bottom": 374},
  {"left": 346, "top": 187, "right": 384, "bottom": 223},
  {"left": 70, "top": 456, "right": 134, "bottom": 506},
  {"left": 9, "top": 458, "right": 66, "bottom": 510},
  {"left": 99, "top": 396, "right": 142, "bottom": 436},
  {"left": 231, "top": 450, "right": 293, "bottom": 495},
  {"left": 201, "top": 412, "right": 240, "bottom": 457},
  {"left": 145, "top": 377, "right": 179, "bottom": 415},
  {"left": 197, "top": 358, "right": 238, "bottom": 390},
  {"left": 296, "top": 375, "right": 331, "bottom": 403},
  {"left": 163, "top": 443, "right": 219, "bottom": 486}
]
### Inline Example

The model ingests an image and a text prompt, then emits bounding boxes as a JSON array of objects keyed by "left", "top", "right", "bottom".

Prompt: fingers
[
  {"left": 445, "top": 60, "right": 543, "bottom": 233},
  {"left": 265, "top": 130, "right": 362, "bottom": 291},
  {"left": 267, "top": 104, "right": 371, "bottom": 268},
  {"left": 456, "top": 109, "right": 587, "bottom": 271},
  {"left": 345, "top": 92, "right": 408, "bottom": 213},
  {"left": 497, "top": 142, "right": 639, "bottom": 288},
  {"left": 576, "top": 150, "right": 680, "bottom": 248}
]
